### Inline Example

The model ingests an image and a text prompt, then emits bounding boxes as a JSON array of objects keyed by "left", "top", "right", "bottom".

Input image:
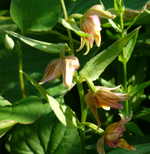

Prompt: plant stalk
[
  {"left": 120, "top": 14, "right": 128, "bottom": 117},
  {"left": 60, "top": 0, "right": 87, "bottom": 153},
  {"left": 18, "top": 48, "right": 26, "bottom": 98}
]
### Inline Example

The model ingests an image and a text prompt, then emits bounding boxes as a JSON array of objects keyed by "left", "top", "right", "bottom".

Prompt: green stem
[
  {"left": 120, "top": 14, "right": 128, "bottom": 117},
  {"left": 60, "top": 0, "right": 74, "bottom": 55},
  {"left": 74, "top": 71, "right": 87, "bottom": 154},
  {"left": 18, "top": 47, "right": 26, "bottom": 98},
  {"left": 60, "top": 0, "right": 87, "bottom": 153}
]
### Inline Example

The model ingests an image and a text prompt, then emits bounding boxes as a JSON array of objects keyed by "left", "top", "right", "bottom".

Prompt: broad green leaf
[
  {"left": 0, "top": 96, "right": 43, "bottom": 124},
  {"left": 23, "top": 72, "right": 79, "bottom": 128},
  {"left": 10, "top": 103, "right": 81, "bottom": 154},
  {"left": 0, "top": 96, "right": 16, "bottom": 138},
  {"left": 126, "top": 122, "right": 144, "bottom": 136},
  {"left": 5, "top": 31, "right": 69, "bottom": 53},
  {"left": 114, "top": 0, "right": 125, "bottom": 14},
  {"left": 10, "top": 0, "right": 60, "bottom": 34},
  {"left": 60, "top": 18, "right": 92, "bottom": 37},
  {"left": 107, "top": 143, "right": 150, "bottom": 154},
  {"left": 118, "top": 29, "right": 139, "bottom": 63},
  {"left": 129, "top": 80, "right": 150, "bottom": 97},
  {"left": 79, "top": 27, "right": 141, "bottom": 81}
]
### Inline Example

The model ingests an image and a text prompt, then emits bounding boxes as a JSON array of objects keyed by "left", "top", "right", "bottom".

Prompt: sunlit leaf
[
  {"left": 5, "top": 31, "right": 69, "bottom": 53},
  {"left": 23, "top": 72, "right": 79, "bottom": 128},
  {"left": 60, "top": 18, "right": 92, "bottom": 37},
  {"left": 10, "top": 0, "right": 60, "bottom": 34},
  {"left": 0, "top": 96, "right": 43, "bottom": 124},
  {"left": 79, "top": 27, "right": 141, "bottom": 81}
]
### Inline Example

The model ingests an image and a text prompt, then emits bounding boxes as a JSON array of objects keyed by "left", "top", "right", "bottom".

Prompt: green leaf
[
  {"left": 0, "top": 96, "right": 43, "bottom": 124},
  {"left": 5, "top": 31, "right": 69, "bottom": 53},
  {"left": 79, "top": 27, "right": 141, "bottom": 81},
  {"left": 119, "top": 29, "right": 139, "bottom": 63},
  {"left": 114, "top": 0, "right": 125, "bottom": 14},
  {"left": 0, "top": 96, "right": 11, "bottom": 106},
  {"left": 23, "top": 72, "right": 79, "bottom": 128},
  {"left": 0, "top": 121, "right": 17, "bottom": 138},
  {"left": 108, "top": 19, "right": 122, "bottom": 32},
  {"left": 129, "top": 80, "right": 150, "bottom": 97},
  {"left": 10, "top": 0, "right": 60, "bottom": 34},
  {"left": 60, "top": 18, "right": 92, "bottom": 37},
  {"left": 107, "top": 143, "right": 150, "bottom": 154},
  {"left": 10, "top": 103, "right": 81, "bottom": 154},
  {"left": 126, "top": 122, "right": 144, "bottom": 136}
]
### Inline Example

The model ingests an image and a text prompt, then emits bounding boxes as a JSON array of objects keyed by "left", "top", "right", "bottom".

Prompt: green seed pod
[{"left": 4, "top": 34, "right": 15, "bottom": 51}]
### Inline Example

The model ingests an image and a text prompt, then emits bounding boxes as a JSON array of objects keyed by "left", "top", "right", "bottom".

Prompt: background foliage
[{"left": 0, "top": 0, "right": 150, "bottom": 153}]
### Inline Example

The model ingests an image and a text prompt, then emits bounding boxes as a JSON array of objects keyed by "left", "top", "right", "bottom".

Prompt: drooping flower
[
  {"left": 84, "top": 85, "right": 129, "bottom": 129},
  {"left": 39, "top": 56, "right": 79, "bottom": 90},
  {"left": 97, "top": 114, "right": 136, "bottom": 154},
  {"left": 77, "top": 5, "right": 116, "bottom": 55}
]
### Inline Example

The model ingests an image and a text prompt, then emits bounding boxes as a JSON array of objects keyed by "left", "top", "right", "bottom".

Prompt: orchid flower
[{"left": 40, "top": 56, "right": 79, "bottom": 90}]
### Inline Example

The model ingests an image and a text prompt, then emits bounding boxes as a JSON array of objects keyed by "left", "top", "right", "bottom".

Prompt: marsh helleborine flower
[
  {"left": 97, "top": 114, "right": 136, "bottom": 154},
  {"left": 40, "top": 56, "right": 79, "bottom": 90},
  {"left": 77, "top": 5, "right": 116, "bottom": 55},
  {"left": 84, "top": 85, "right": 129, "bottom": 129}
]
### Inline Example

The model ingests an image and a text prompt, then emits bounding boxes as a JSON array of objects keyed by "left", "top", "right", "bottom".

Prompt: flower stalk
[
  {"left": 120, "top": 14, "right": 129, "bottom": 117},
  {"left": 60, "top": 0, "right": 87, "bottom": 153},
  {"left": 18, "top": 47, "right": 26, "bottom": 98}
]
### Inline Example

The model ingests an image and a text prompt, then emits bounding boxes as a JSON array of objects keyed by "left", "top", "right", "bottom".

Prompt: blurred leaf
[
  {"left": 5, "top": 31, "right": 69, "bottom": 53},
  {"left": 60, "top": 18, "right": 92, "bottom": 37},
  {"left": 126, "top": 1, "right": 149, "bottom": 31},
  {"left": 0, "top": 96, "right": 43, "bottom": 124},
  {"left": 134, "top": 109, "right": 150, "bottom": 123},
  {"left": 129, "top": 80, "right": 150, "bottom": 97},
  {"left": 126, "top": 122, "right": 144, "bottom": 136},
  {"left": 10, "top": 103, "right": 81, "bottom": 154},
  {"left": 79, "top": 27, "right": 141, "bottom": 81},
  {"left": 114, "top": 0, "right": 124, "bottom": 14},
  {"left": 10, "top": 0, "right": 60, "bottom": 34},
  {"left": 107, "top": 143, "right": 150, "bottom": 154},
  {"left": 23, "top": 72, "right": 79, "bottom": 128}
]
